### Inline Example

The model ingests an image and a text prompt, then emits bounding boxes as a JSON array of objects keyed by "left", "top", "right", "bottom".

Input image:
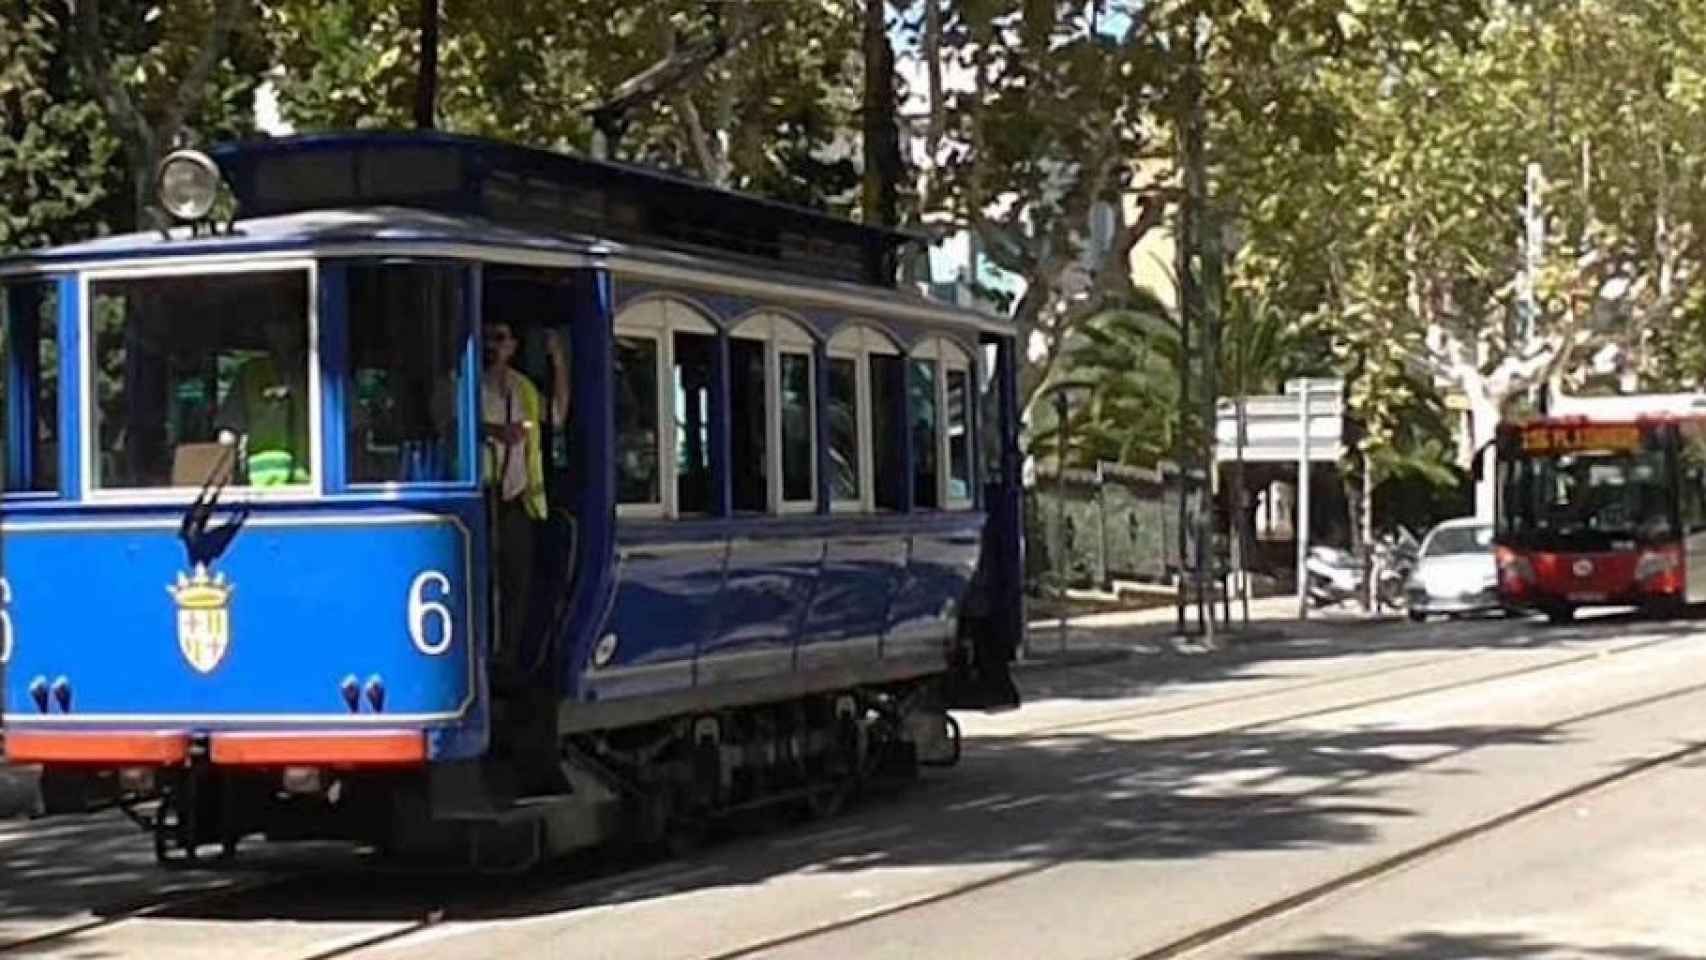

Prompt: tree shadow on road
[
  {"left": 1251, "top": 930, "right": 1700, "bottom": 959},
  {"left": 1015, "top": 608, "right": 1689, "bottom": 704},
  {"left": 47, "top": 718, "right": 1566, "bottom": 933}
]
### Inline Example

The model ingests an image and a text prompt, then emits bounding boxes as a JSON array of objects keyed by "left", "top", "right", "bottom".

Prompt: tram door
[
  {"left": 480, "top": 268, "right": 578, "bottom": 706},
  {"left": 951, "top": 334, "right": 1022, "bottom": 710}
]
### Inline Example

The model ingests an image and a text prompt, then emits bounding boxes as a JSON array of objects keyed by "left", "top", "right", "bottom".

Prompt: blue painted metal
[
  {"left": 317, "top": 263, "right": 350, "bottom": 494},
  {"left": 702, "top": 536, "right": 822, "bottom": 671},
  {"left": 2, "top": 503, "right": 480, "bottom": 725},
  {"left": 553, "top": 269, "right": 621, "bottom": 694},
  {"left": 56, "top": 276, "right": 79, "bottom": 498},
  {"left": 712, "top": 330, "right": 733, "bottom": 517}
]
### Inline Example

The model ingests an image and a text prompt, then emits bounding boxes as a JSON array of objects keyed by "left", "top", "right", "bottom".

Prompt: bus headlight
[
  {"left": 1496, "top": 547, "right": 1535, "bottom": 590},
  {"left": 156, "top": 149, "right": 222, "bottom": 222},
  {"left": 1635, "top": 548, "right": 1682, "bottom": 588}
]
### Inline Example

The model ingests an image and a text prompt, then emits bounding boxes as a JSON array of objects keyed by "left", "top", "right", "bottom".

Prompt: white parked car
[{"left": 1405, "top": 517, "right": 1501, "bottom": 622}]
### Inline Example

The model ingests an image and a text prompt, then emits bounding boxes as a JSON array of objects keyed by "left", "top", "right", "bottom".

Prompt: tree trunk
[
  {"left": 1467, "top": 390, "right": 1499, "bottom": 521},
  {"left": 861, "top": 0, "right": 901, "bottom": 228},
  {"left": 415, "top": 0, "right": 440, "bottom": 130}
]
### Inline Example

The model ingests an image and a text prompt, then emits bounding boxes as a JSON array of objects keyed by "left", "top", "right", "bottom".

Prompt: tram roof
[
  {"left": 1, "top": 132, "right": 1009, "bottom": 332},
  {"left": 2, "top": 132, "right": 919, "bottom": 282},
  {"left": 0, "top": 206, "right": 1010, "bottom": 335}
]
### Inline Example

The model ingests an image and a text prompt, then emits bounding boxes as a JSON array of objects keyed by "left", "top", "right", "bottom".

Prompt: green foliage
[
  {"left": 0, "top": 9, "right": 116, "bottom": 251},
  {"left": 265, "top": 0, "right": 864, "bottom": 215}
]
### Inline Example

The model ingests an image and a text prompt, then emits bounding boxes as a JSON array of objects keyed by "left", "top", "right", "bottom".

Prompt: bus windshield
[{"left": 1498, "top": 437, "right": 1675, "bottom": 549}]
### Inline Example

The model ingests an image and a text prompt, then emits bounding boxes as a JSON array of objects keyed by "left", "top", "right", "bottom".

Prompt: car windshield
[{"left": 1425, "top": 525, "right": 1492, "bottom": 557}]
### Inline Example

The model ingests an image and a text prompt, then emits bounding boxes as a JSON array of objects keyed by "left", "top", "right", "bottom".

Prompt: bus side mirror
[{"left": 1470, "top": 440, "right": 1495, "bottom": 484}]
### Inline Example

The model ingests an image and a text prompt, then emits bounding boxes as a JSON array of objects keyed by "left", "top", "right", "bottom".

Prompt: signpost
[{"left": 1213, "top": 378, "right": 1344, "bottom": 621}]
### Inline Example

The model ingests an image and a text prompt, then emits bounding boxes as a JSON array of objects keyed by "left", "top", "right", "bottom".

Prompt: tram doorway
[{"left": 481, "top": 266, "right": 579, "bottom": 792}]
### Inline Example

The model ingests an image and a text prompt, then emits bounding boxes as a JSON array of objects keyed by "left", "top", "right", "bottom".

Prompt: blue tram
[{"left": 0, "top": 133, "right": 1025, "bottom": 866}]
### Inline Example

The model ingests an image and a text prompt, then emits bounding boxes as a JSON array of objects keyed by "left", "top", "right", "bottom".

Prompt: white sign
[{"left": 1214, "top": 380, "right": 1344, "bottom": 465}]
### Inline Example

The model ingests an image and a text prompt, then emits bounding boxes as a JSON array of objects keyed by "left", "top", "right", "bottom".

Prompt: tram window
[
  {"left": 1, "top": 281, "right": 58, "bottom": 493},
  {"left": 911, "top": 359, "right": 940, "bottom": 510},
  {"left": 346, "top": 265, "right": 467, "bottom": 484},
  {"left": 614, "top": 335, "right": 661, "bottom": 506},
  {"left": 729, "top": 337, "right": 769, "bottom": 513},
  {"left": 947, "top": 368, "right": 971, "bottom": 501},
  {"left": 871, "top": 354, "right": 905, "bottom": 511},
  {"left": 91, "top": 270, "right": 311, "bottom": 490},
  {"left": 780, "top": 351, "right": 814, "bottom": 504},
  {"left": 674, "top": 331, "right": 716, "bottom": 515},
  {"left": 827, "top": 356, "right": 860, "bottom": 504}
]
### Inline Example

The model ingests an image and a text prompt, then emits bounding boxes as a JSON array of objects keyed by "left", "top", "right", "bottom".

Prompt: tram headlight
[{"left": 155, "top": 149, "right": 222, "bottom": 222}]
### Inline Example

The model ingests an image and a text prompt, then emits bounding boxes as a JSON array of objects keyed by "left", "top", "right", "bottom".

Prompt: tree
[
  {"left": 266, "top": 0, "right": 864, "bottom": 214},
  {"left": 61, "top": 0, "right": 264, "bottom": 231},
  {"left": 0, "top": 7, "right": 116, "bottom": 252},
  {"left": 1232, "top": 0, "right": 1706, "bottom": 520}
]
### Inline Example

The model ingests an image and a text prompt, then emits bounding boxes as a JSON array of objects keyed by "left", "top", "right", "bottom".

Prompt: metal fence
[{"left": 1026, "top": 461, "right": 1206, "bottom": 594}]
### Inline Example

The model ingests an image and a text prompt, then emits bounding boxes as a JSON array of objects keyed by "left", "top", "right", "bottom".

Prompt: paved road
[{"left": 7, "top": 610, "right": 1706, "bottom": 959}]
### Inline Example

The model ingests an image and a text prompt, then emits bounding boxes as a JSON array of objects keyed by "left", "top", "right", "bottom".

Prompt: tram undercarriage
[{"left": 98, "top": 679, "right": 958, "bottom": 872}]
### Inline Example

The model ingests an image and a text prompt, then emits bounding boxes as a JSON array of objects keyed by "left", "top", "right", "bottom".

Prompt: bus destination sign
[{"left": 1520, "top": 424, "right": 1642, "bottom": 454}]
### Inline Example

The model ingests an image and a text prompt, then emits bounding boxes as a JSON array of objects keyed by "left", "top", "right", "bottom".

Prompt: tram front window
[
  {"left": 1, "top": 280, "right": 59, "bottom": 493},
  {"left": 91, "top": 270, "right": 312, "bottom": 490},
  {"left": 348, "top": 264, "right": 468, "bottom": 484}
]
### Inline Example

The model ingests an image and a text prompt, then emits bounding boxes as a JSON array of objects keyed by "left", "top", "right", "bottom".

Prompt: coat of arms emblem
[{"left": 169, "top": 563, "right": 234, "bottom": 674}]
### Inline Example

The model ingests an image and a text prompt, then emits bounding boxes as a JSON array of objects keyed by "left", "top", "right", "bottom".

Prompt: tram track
[
  {"left": 685, "top": 669, "right": 1706, "bottom": 960},
  {"left": 1, "top": 618, "right": 1693, "bottom": 959},
  {"left": 283, "top": 621, "right": 1705, "bottom": 960},
  {"left": 0, "top": 873, "right": 283, "bottom": 956}
]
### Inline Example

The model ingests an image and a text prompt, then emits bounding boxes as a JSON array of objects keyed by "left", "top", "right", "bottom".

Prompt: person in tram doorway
[
  {"left": 481, "top": 319, "right": 569, "bottom": 680},
  {"left": 221, "top": 314, "right": 310, "bottom": 485}
]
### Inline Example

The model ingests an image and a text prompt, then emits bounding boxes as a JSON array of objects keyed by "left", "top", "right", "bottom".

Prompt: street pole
[
  {"left": 1056, "top": 388, "right": 1070, "bottom": 654},
  {"left": 1236, "top": 395, "right": 1250, "bottom": 626},
  {"left": 1296, "top": 382, "right": 1312, "bottom": 620}
]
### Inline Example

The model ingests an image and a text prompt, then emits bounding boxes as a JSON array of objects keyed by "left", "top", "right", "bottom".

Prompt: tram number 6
[
  {"left": 408, "top": 571, "right": 454, "bottom": 656},
  {"left": 0, "top": 578, "right": 11, "bottom": 664}
]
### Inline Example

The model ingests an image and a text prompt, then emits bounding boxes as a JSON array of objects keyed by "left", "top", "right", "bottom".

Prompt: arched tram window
[
  {"left": 730, "top": 312, "right": 818, "bottom": 514},
  {"left": 910, "top": 336, "right": 976, "bottom": 511},
  {"left": 827, "top": 324, "right": 903, "bottom": 513},
  {"left": 613, "top": 298, "right": 717, "bottom": 518}
]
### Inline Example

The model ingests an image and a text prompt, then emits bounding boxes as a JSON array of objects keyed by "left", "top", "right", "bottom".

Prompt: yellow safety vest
[
  {"left": 234, "top": 356, "right": 309, "bottom": 486},
  {"left": 485, "top": 370, "right": 548, "bottom": 521}
]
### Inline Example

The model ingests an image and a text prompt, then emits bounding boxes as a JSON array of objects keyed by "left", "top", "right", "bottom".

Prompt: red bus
[{"left": 1494, "top": 393, "right": 1706, "bottom": 624}]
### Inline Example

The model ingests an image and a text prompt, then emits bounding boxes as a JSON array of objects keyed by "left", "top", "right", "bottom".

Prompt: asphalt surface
[{"left": 6, "top": 609, "right": 1706, "bottom": 959}]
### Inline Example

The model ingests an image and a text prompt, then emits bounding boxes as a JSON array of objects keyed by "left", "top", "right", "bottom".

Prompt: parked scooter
[
  {"left": 1305, "top": 545, "right": 1364, "bottom": 609},
  {"left": 1305, "top": 527, "right": 1420, "bottom": 613}
]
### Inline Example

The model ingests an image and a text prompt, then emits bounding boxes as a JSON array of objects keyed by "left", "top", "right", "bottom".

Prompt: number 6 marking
[
  {"left": 0, "top": 578, "right": 11, "bottom": 664},
  {"left": 408, "top": 571, "right": 454, "bottom": 656}
]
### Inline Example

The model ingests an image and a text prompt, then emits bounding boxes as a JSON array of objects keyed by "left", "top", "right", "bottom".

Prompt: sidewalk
[{"left": 1013, "top": 594, "right": 1393, "bottom": 673}]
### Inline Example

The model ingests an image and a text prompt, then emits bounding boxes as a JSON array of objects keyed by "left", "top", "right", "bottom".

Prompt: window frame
[
  {"left": 911, "top": 336, "right": 977, "bottom": 512},
  {"left": 731, "top": 312, "right": 819, "bottom": 515},
  {"left": 827, "top": 323, "right": 901, "bottom": 514},
  {"left": 80, "top": 259, "right": 322, "bottom": 504},
  {"left": 613, "top": 297, "right": 718, "bottom": 519}
]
